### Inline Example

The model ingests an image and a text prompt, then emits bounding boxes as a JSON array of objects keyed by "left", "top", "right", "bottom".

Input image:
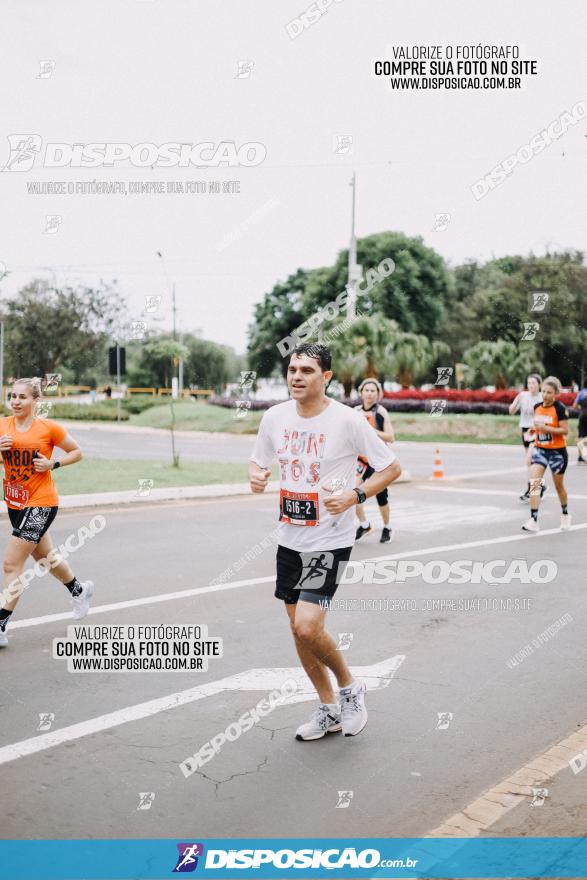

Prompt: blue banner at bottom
[{"left": 1, "top": 837, "right": 587, "bottom": 878}]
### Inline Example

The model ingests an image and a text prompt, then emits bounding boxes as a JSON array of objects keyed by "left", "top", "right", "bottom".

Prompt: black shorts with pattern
[{"left": 8, "top": 506, "right": 58, "bottom": 544}]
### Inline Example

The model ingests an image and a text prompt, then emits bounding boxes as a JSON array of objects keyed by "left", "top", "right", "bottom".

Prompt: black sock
[
  {"left": 531, "top": 509, "right": 538, "bottom": 521},
  {"left": 562, "top": 504, "right": 568, "bottom": 515},
  {"left": 0, "top": 608, "right": 13, "bottom": 631},
  {"left": 64, "top": 577, "right": 83, "bottom": 598}
]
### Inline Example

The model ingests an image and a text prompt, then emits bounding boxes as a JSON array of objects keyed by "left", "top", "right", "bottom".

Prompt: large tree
[
  {"left": 247, "top": 232, "right": 452, "bottom": 377},
  {"left": 247, "top": 268, "right": 313, "bottom": 379},
  {"left": 447, "top": 252, "right": 587, "bottom": 384},
  {"left": 128, "top": 333, "right": 242, "bottom": 390},
  {"left": 4, "top": 279, "right": 124, "bottom": 381}
]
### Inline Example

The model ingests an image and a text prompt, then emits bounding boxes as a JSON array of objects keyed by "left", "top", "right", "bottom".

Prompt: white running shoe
[
  {"left": 522, "top": 518, "right": 539, "bottom": 533},
  {"left": 560, "top": 513, "right": 572, "bottom": 531},
  {"left": 340, "top": 679, "right": 368, "bottom": 737},
  {"left": 70, "top": 581, "right": 94, "bottom": 620},
  {"left": 295, "top": 703, "right": 341, "bottom": 741},
  {"left": 0, "top": 627, "right": 8, "bottom": 648}
]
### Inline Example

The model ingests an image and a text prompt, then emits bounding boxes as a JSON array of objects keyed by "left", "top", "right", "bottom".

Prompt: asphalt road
[
  {"left": 62, "top": 420, "right": 532, "bottom": 479},
  {"left": 1, "top": 453, "right": 586, "bottom": 841}
]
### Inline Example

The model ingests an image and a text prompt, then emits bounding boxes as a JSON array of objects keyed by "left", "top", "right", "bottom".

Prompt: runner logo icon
[
  {"left": 173, "top": 843, "right": 204, "bottom": 872},
  {"left": 37, "top": 713, "right": 55, "bottom": 731},
  {"left": 336, "top": 790, "right": 354, "bottom": 808},
  {"left": 529, "top": 291, "right": 550, "bottom": 312},
  {"left": 2, "top": 134, "right": 42, "bottom": 171},
  {"left": 337, "top": 632, "right": 354, "bottom": 651},
  {"left": 298, "top": 551, "right": 334, "bottom": 590}
]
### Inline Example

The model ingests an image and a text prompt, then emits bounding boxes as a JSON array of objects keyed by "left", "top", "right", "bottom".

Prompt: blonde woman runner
[{"left": 0, "top": 378, "right": 94, "bottom": 648}]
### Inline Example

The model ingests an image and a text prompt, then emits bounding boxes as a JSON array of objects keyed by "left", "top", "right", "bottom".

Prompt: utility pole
[
  {"left": 346, "top": 171, "right": 362, "bottom": 319},
  {"left": 156, "top": 250, "right": 180, "bottom": 464},
  {"left": 116, "top": 340, "right": 121, "bottom": 423},
  {"left": 172, "top": 283, "right": 177, "bottom": 341}
]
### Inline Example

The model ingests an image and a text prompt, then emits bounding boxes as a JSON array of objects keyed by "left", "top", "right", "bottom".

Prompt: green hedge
[
  {"left": 0, "top": 395, "right": 174, "bottom": 421},
  {"left": 49, "top": 403, "right": 130, "bottom": 421}
]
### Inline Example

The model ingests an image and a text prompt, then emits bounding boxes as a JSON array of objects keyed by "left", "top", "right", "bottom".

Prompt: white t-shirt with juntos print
[{"left": 250, "top": 398, "right": 397, "bottom": 552}]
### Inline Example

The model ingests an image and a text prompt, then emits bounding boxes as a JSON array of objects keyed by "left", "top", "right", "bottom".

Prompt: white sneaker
[
  {"left": 70, "top": 581, "right": 94, "bottom": 620},
  {"left": 295, "top": 703, "right": 342, "bottom": 741},
  {"left": 340, "top": 679, "right": 368, "bottom": 737},
  {"left": 522, "top": 518, "right": 539, "bottom": 533},
  {"left": 560, "top": 513, "right": 572, "bottom": 531},
  {"left": 0, "top": 627, "right": 8, "bottom": 648}
]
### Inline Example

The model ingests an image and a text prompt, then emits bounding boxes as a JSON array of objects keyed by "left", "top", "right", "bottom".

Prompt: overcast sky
[{"left": 0, "top": 0, "right": 585, "bottom": 353}]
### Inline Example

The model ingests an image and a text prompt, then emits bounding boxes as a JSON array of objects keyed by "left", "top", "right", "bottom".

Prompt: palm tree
[
  {"left": 321, "top": 314, "right": 399, "bottom": 395},
  {"left": 463, "top": 340, "right": 544, "bottom": 388},
  {"left": 385, "top": 333, "right": 450, "bottom": 388}
]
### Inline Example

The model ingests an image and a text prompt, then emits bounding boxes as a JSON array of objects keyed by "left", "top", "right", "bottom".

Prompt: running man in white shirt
[{"left": 249, "top": 343, "right": 401, "bottom": 741}]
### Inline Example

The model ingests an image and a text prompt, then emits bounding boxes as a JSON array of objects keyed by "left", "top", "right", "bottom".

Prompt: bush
[
  {"left": 209, "top": 395, "right": 578, "bottom": 418},
  {"left": 122, "top": 395, "right": 169, "bottom": 414},
  {"left": 208, "top": 395, "right": 278, "bottom": 411},
  {"left": 379, "top": 399, "right": 510, "bottom": 415},
  {"left": 383, "top": 388, "right": 577, "bottom": 406},
  {"left": 46, "top": 403, "right": 130, "bottom": 421}
]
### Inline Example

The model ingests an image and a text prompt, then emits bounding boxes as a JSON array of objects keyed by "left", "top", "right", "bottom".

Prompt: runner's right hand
[
  {"left": 249, "top": 469, "right": 271, "bottom": 493},
  {"left": 0, "top": 434, "right": 13, "bottom": 451}
]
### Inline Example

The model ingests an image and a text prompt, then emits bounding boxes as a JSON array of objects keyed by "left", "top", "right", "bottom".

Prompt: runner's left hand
[
  {"left": 322, "top": 487, "right": 356, "bottom": 514},
  {"left": 33, "top": 453, "right": 54, "bottom": 472}
]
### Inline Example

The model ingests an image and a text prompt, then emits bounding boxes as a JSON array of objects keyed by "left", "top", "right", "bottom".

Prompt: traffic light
[{"left": 108, "top": 346, "right": 126, "bottom": 376}]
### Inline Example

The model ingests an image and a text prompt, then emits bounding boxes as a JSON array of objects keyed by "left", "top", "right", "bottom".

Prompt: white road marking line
[
  {"left": 0, "top": 656, "right": 405, "bottom": 766},
  {"left": 369, "top": 521, "right": 587, "bottom": 562},
  {"left": 362, "top": 502, "right": 521, "bottom": 532},
  {"left": 9, "top": 577, "right": 276, "bottom": 630},
  {"left": 11, "top": 522, "right": 587, "bottom": 631},
  {"left": 427, "top": 719, "right": 587, "bottom": 838},
  {"left": 417, "top": 485, "right": 587, "bottom": 501},
  {"left": 441, "top": 465, "right": 525, "bottom": 481}
]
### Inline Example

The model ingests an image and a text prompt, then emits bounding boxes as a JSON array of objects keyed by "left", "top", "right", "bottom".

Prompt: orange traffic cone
[{"left": 432, "top": 448, "right": 444, "bottom": 479}]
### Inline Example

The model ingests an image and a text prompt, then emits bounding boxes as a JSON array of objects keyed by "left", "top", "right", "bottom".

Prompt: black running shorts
[
  {"left": 275, "top": 544, "right": 352, "bottom": 605},
  {"left": 8, "top": 506, "right": 58, "bottom": 544},
  {"left": 360, "top": 463, "right": 389, "bottom": 506}
]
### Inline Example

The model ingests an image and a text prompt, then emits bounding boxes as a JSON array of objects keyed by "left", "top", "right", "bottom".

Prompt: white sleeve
[
  {"left": 352, "top": 411, "right": 396, "bottom": 471},
  {"left": 250, "top": 411, "right": 275, "bottom": 468}
]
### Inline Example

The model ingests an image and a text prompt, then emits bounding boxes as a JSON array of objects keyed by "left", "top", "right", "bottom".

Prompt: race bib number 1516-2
[{"left": 279, "top": 490, "right": 319, "bottom": 526}]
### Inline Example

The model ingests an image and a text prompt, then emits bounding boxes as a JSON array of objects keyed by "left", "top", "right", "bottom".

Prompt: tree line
[
  {"left": 247, "top": 232, "right": 587, "bottom": 393},
  {"left": 0, "top": 279, "right": 243, "bottom": 390}
]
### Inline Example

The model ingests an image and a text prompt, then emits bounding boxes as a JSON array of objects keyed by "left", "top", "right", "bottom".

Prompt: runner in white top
[
  {"left": 249, "top": 343, "right": 401, "bottom": 741},
  {"left": 509, "top": 373, "right": 543, "bottom": 502}
]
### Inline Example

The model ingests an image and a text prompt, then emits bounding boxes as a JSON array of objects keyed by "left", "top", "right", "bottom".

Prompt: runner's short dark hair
[{"left": 291, "top": 343, "right": 332, "bottom": 372}]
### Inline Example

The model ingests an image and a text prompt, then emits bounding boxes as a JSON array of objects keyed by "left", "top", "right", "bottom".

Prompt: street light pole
[
  {"left": 346, "top": 171, "right": 362, "bottom": 320},
  {"left": 178, "top": 325, "right": 184, "bottom": 395}
]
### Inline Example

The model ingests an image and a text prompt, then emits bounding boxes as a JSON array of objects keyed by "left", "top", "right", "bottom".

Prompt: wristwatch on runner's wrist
[
  {"left": 52, "top": 460, "right": 61, "bottom": 470},
  {"left": 353, "top": 487, "right": 367, "bottom": 504}
]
